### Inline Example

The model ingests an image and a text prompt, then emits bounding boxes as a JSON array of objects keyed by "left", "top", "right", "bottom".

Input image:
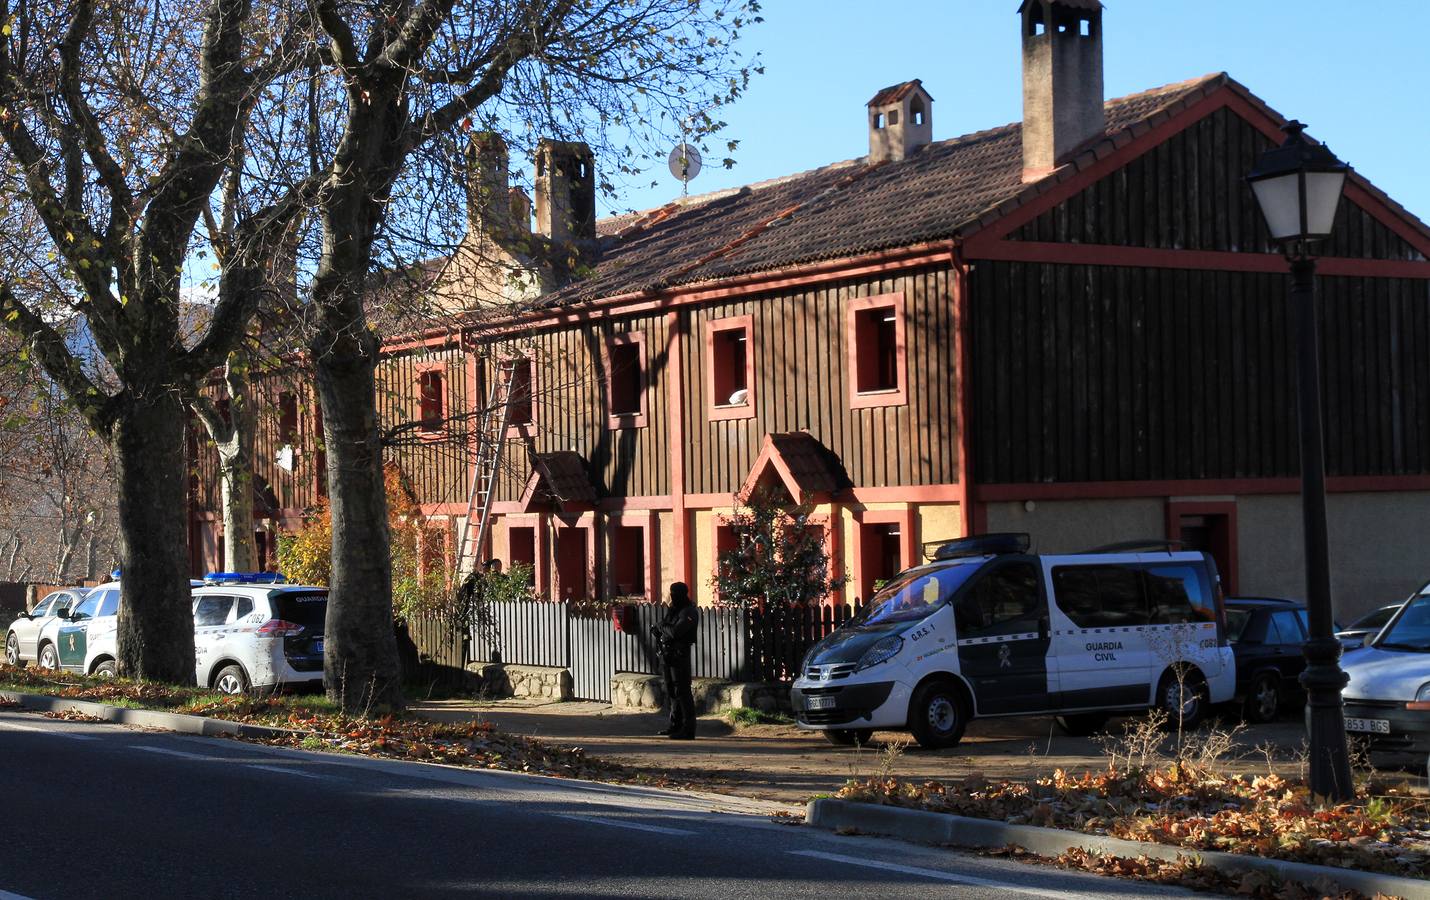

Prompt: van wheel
[
  {"left": 37, "top": 643, "right": 58, "bottom": 671},
  {"left": 1056, "top": 713, "right": 1109, "bottom": 737},
  {"left": 4, "top": 632, "right": 19, "bottom": 667},
  {"left": 1157, "top": 669, "right": 1208, "bottom": 728},
  {"left": 823, "top": 729, "right": 875, "bottom": 747},
  {"left": 214, "top": 665, "right": 249, "bottom": 695},
  {"left": 1244, "top": 673, "right": 1280, "bottom": 723},
  {"left": 908, "top": 681, "right": 968, "bottom": 750},
  {"left": 93, "top": 660, "right": 117, "bottom": 679}
]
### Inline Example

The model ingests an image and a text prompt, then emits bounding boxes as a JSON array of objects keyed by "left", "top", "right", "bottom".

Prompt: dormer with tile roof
[{"left": 867, "top": 80, "right": 933, "bottom": 164}]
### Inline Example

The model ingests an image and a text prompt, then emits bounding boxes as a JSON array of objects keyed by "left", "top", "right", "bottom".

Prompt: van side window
[
  {"left": 1144, "top": 564, "right": 1215, "bottom": 623},
  {"left": 956, "top": 562, "right": 1043, "bottom": 637},
  {"left": 1051, "top": 565, "right": 1148, "bottom": 628}
]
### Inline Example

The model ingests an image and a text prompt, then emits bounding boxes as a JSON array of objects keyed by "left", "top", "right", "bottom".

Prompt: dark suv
[{"left": 1225, "top": 597, "right": 1314, "bottom": 722}]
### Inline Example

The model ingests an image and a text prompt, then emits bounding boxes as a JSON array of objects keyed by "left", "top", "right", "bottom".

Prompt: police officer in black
[{"left": 653, "top": 582, "right": 698, "bottom": 739}]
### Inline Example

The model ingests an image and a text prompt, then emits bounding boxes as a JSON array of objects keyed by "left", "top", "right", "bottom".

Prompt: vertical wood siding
[
  {"left": 1011, "top": 107, "right": 1426, "bottom": 262},
  {"left": 374, "top": 346, "right": 470, "bottom": 505},
  {"left": 683, "top": 267, "right": 960, "bottom": 495},
  {"left": 971, "top": 261, "right": 1430, "bottom": 484}
]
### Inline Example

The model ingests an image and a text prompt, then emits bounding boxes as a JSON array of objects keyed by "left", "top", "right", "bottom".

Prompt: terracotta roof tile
[
  {"left": 868, "top": 79, "right": 930, "bottom": 107},
  {"left": 536, "top": 75, "right": 1227, "bottom": 308},
  {"left": 522, "top": 451, "right": 598, "bottom": 509},
  {"left": 767, "top": 432, "right": 852, "bottom": 496}
]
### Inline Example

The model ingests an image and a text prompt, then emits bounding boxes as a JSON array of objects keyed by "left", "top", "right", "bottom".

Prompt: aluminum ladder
[{"left": 455, "top": 358, "right": 520, "bottom": 575}]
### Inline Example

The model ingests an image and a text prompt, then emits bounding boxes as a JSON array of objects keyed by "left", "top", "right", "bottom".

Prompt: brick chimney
[
  {"left": 465, "top": 131, "right": 514, "bottom": 237},
  {"left": 534, "top": 140, "right": 596, "bottom": 244},
  {"left": 1020, "top": 0, "right": 1104, "bottom": 181},
  {"left": 867, "top": 80, "right": 934, "bottom": 164}
]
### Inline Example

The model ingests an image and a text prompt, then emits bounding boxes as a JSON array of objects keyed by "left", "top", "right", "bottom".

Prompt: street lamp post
[{"left": 1247, "top": 120, "right": 1354, "bottom": 802}]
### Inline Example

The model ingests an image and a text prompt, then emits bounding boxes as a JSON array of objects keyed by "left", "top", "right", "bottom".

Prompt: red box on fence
[{"left": 612, "top": 604, "right": 638, "bottom": 633}]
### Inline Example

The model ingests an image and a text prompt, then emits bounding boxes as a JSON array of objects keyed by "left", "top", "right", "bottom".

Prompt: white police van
[
  {"left": 192, "top": 573, "right": 327, "bottom": 694},
  {"left": 792, "top": 534, "right": 1234, "bottom": 748}
]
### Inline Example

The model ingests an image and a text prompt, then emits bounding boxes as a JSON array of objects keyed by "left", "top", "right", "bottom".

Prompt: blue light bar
[{"left": 203, "top": 572, "right": 287, "bottom": 585}]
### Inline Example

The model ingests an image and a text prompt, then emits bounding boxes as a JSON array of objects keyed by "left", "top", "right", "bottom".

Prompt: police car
[
  {"left": 192, "top": 573, "right": 327, "bottom": 694},
  {"left": 792, "top": 534, "right": 1234, "bottom": 748},
  {"left": 5, "top": 588, "right": 83, "bottom": 667},
  {"left": 1342, "top": 589, "right": 1430, "bottom": 769},
  {"left": 35, "top": 582, "right": 121, "bottom": 675}
]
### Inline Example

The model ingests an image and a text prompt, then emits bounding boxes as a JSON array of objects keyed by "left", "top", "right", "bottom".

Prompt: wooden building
[{"left": 193, "top": 0, "right": 1430, "bottom": 620}]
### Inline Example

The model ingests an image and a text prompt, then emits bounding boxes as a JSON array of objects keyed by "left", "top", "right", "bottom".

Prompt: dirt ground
[{"left": 414, "top": 698, "right": 1325, "bottom": 804}]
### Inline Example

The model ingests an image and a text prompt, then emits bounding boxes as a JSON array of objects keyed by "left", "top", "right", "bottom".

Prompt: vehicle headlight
[
  {"left": 1416, "top": 682, "right": 1430, "bottom": 703},
  {"left": 857, "top": 635, "right": 903, "bottom": 672}
]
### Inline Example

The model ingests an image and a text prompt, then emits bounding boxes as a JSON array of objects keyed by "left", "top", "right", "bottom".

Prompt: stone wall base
[
  {"left": 468, "top": 663, "right": 573, "bottom": 701},
  {"left": 611, "top": 673, "right": 790, "bottom": 715}
]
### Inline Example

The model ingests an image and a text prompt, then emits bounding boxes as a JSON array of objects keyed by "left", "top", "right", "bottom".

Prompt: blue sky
[{"left": 606, "top": 1, "right": 1430, "bottom": 225}]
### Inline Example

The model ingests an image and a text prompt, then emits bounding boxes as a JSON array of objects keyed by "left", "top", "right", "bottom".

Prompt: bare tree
[
  {"left": 0, "top": 0, "right": 305, "bottom": 679},
  {"left": 289, "top": 0, "right": 760, "bottom": 711}
]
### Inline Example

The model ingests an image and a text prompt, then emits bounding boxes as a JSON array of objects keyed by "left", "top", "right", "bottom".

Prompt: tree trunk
[
  {"left": 111, "top": 389, "right": 196, "bottom": 681},
  {"left": 218, "top": 451, "right": 257, "bottom": 573},
  {"left": 314, "top": 333, "right": 402, "bottom": 712}
]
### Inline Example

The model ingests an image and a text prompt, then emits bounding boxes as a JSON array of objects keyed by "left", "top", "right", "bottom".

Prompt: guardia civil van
[{"left": 792, "top": 534, "right": 1234, "bottom": 748}]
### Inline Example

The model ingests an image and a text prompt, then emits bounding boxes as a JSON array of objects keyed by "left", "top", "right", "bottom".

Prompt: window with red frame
[
  {"left": 854, "top": 306, "right": 900, "bottom": 393},
  {"left": 278, "top": 391, "right": 298, "bottom": 445},
  {"left": 607, "top": 341, "right": 643, "bottom": 418},
  {"left": 418, "top": 370, "right": 444, "bottom": 432},
  {"left": 609, "top": 525, "right": 645, "bottom": 597},
  {"left": 507, "top": 358, "right": 534, "bottom": 426},
  {"left": 712, "top": 328, "right": 748, "bottom": 407}
]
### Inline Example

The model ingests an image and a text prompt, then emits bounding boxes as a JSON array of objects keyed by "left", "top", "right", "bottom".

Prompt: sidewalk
[{"left": 413, "top": 698, "right": 1311, "bottom": 804}]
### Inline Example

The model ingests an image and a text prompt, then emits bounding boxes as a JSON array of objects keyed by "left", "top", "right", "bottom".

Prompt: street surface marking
[
  {"left": 131, "top": 745, "right": 214, "bottom": 761},
  {"left": 552, "top": 813, "right": 695, "bottom": 835},
  {"left": 1, "top": 889, "right": 38, "bottom": 900},
  {"left": 788, "top": 850, "right": 1101, "bottom": 899},
  {"left": 0, "top": 720, "right": 98, "bottom": 741},
  {"left": 247, "top": 764, "right": 335, "bottom": 781}
]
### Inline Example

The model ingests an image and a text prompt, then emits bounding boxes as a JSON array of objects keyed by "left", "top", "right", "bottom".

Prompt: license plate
[
  {"left": 1345, "top": 717, "right": 1390, "bottom": 734},
  {"left": 805, "top": 695, "right": 836, "bottom": 711},
  {"left": 312, "top": 640, "right": 324, "bottom": 654}
]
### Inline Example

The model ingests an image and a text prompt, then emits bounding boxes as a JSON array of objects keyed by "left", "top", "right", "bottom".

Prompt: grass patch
[{"left": 724, "top": 706, "right": 792, "bottom": 727}]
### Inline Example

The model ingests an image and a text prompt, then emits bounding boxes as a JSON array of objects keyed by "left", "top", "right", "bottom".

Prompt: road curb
[
  {"left": 0, "top": 690, "right": 291, "bottom": 740},
  {"left": 805, "top": 798, "right": 1430, "bottom": 900}
]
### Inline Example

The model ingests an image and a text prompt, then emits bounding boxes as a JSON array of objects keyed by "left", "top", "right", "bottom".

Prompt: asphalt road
[{"left": 0, "top": 710, "right": 1197, "bottom": 899}]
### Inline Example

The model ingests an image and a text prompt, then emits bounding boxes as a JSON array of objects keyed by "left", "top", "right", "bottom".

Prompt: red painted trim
[
  {"left": 598, "top": 496, "right": 672, "bottom": 511},
  {"left": 976, "top": 476, "right": 1430, "bottom": 502},
  {"left": 499, "top": 513, "right": 549, "bottom": 597},
  {"left": 1165, "top": 499, "right": 1239, "bottom": 595},
  {"left": 965, "top": 86, "right": 1430, "bottom": 263},
  {"left": 603, "top": 331, "right": 649, "bottom": 430},
  {"left": 381, "top": 331, "right": 463, "bottom": 355},
  {"left": 952, "top": 254, "right": 974, "bottom": 537},
  {"left": 847, "top": 292, "right": 909, "bottom": 409},
  {"left": 454, "top": 243, "right": 958, "bottom": 342},
  {"left": 739, "top": 433, "right": 832, "bottom": 507},
  {"left": 846, "top": 485, "right": 963, "bottom": 504},
  {"left": 705, "top": 313, "right": 756, "bottom": 422},
  {"left": 607, "top": 510, "right": 658, "bottom": 602},
  {"left": 685, "top": 492, "right": 738, "bottom": 509},
  {"left": 463, "top": 351, "right": 479, "bottom": 530},
  {"left": 419, "top": 502, "right": 467, "bottom": 516},
  {"left": 850, "top": 506, "right": 918, "bottom": 602},
  {"left": 551, "top": 512, "right": 598, "bottom": 603},
  {"left": 967, "top": 240, "right": 1430, "bottom": 279},
  {"left": 499, "top": 353, "right": 538, "bottom": 439},
  {"left": 666, "top": 312, "right": 691, "bottom": 587}
]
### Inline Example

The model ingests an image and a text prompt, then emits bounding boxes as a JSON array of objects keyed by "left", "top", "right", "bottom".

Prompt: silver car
[
  {"left": 1342, "top": 591, "right": 1430, "bottom": 770},
  {"left": 5, "top": 589, "right": 84, "bottom": 667}
]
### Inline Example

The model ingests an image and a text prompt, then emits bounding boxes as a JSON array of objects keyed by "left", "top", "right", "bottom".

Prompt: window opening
[
  {"left": 853, "top": 301, "right": 902, "bottom": 395},
  {"left": 610, "top": 525, "right": 646, "bottom": 597},
  {"left": 554, "top": 528, "right": 588, "bottom": 602},
  {"left": 418, "top": 370, "right": 444, "bottom": 432},
  {"left": 911, "top": 97, "right": 926, "bottom": 127},
  {"left": 887, "top": 109, "right": 899, "bottom": 127},
  {"left": 508, "top": 526, "right": 537, "bottom": 586},
  {"left": 608, "top": 341, "right": 643, "bottom": 417},
  {"left": 507, "top": 358, "right": 534, "bottom": 426},
  {"left": 712, "top": 328, "right": 748, "bottom": 407}
]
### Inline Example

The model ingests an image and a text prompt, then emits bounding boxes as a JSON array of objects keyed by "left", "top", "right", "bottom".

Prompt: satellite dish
[{"left": 668, "top": 143, "right": 702, "bottom": 185}]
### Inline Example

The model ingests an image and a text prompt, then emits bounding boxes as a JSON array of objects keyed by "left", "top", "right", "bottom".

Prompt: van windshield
[{"left": 860, "top": 559, "right": 987, "bottom": 626}]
